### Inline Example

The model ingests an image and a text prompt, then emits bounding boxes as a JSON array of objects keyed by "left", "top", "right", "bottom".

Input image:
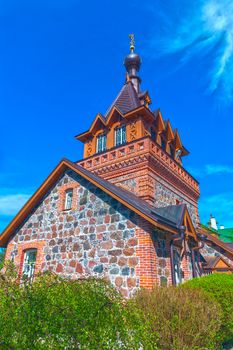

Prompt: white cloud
[
  {"left": 0, "top": 194, "right": 31, "bottom": 216},
  {"left": 205, "top": 164, "right": 233, "bottom": 175},
  {"left": 147, "top": 0, "right": 233, "bottom": 103},
  {"left": 187, "top": 164, "right": 233, "bottom": 177}
]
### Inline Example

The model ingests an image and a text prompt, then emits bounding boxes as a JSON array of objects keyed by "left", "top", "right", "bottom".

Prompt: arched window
[
  {"left": 115, "top": 125, "right": 126, "bottom": 146},
  {"left": 22, "top": 249, "right": 37, "bottom": 281},
  {"left": 96, "top": 133, "right": 107, "bottom": 153},
  {"left": 64, "top": 189, "right": 73, "bottom": 210}
]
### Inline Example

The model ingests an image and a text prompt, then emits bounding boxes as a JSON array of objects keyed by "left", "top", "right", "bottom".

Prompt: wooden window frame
[
  {"left": 96, "top": 133, "right": 107, "bottom": 153},
  {"left": 115, "top": 125, "right": 126, "bottom": 146}
]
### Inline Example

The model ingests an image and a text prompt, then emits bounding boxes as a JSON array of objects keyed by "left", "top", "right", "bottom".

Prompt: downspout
[
  {"left": 191, "top": 234, "right": 206, "bottom": 278},
  {"left": 170, "top": 225, "right": 186, "bottom": 286}
]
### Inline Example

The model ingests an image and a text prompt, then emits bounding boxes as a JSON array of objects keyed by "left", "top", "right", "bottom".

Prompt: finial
[{"left": 129, "top": 34, "right": 135, "bottom": 52}]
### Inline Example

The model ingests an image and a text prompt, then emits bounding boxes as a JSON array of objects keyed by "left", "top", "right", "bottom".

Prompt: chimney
[{"left": 209, "top": 214, "right": 218, "bottom": 231}]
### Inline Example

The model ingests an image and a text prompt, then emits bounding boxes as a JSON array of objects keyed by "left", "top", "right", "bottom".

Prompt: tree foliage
[
  {"left": 0, "top": 262, "right": 157, "bottom": 350},
  {"left": 134, "top": 286, "right": 222, "bottom": 350},
  {"left": 183, "top": 274, "right": 233, "bottom": 346}
]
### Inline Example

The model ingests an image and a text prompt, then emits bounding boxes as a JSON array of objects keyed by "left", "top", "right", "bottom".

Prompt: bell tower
[{"left": 76, "top": 36, "right": 200, "bottom": 227}]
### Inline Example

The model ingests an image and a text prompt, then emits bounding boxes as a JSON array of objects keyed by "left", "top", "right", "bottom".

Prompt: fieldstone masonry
[
  {"left": 6, "top": 169, "right": 156, "bottom": 297},
  {"left": 5, "top": 167, "right": 231, "bottom": 296},
  {"left": 155, "top": 183, "right": 199, "bottom": 227}
]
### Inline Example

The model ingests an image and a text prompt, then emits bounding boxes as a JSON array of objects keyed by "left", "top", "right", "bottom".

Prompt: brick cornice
[{"left": 77, "top": 137, "right": 200, "bottom": 199}]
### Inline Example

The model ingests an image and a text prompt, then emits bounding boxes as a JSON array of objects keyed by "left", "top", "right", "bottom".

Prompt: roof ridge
[{"left": 105, "top": 81, "right": 141, "bottom": 117}]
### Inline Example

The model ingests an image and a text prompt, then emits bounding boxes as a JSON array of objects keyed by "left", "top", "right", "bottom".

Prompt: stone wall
[
  {"left": 155, "top": 182, "right": 199, "bottom": 227},
  {"left": 5, "top": 170, "right": 145, "bottom": 297}
]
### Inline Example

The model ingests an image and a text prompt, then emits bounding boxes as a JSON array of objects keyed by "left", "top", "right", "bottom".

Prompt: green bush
[
  {"left": 0, "top": 251, "right": 5, "bottom": 269},
  {"left": 0, "top": 263, "right": 158, "bottom": 350},
  {"left": 134, "top": 286, "right": 222, "bottom": 350},
  {"left": 183, "top": 274, "right": 233, "bottom": 345}
]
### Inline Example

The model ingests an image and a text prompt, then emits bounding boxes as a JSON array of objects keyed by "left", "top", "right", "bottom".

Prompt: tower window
[
  {"left": 64, "top": 189, "right": 73, "bottom": 210},
  {"left": 96, "top": 134, "right": 107, "bottom": 153},
  {"left": 170, "top": 145, "right": 175, "bottom": 158},
  {"left": 151, "top": 128, "right": 157, "bottom": 141},
  {"left": 161, "top": 138, "right": 166, "bottom": 151},
  {"left": 115, "top": 125, "right": 126, "bottom": 146},
  {"left": 22, "top": 249, "right": 37, "bottom": 281}
]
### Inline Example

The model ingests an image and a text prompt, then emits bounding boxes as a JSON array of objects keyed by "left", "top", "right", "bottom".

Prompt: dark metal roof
[
  {"left": 152, "top": 205, "right": 186, "bottom": 227},
  {"left": 105, "top": 81, "right": 141, "bottom": 116},
  {"left": 226, "top": 242, "right": 233, "bottom": 249}
]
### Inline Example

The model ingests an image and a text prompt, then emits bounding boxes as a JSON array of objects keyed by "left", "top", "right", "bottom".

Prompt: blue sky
[{"left": 1, "top": 0, "right": 233, "bottom": 233}]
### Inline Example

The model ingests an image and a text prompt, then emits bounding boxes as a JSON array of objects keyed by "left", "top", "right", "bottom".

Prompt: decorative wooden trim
[{"left": 5, "top": 240, "right": 46, "bottom": 279}]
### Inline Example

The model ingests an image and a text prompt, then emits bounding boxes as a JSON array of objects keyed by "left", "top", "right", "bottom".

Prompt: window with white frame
[
  {"left": 64, "top": 189, "right": 73, "bottom": 210},
  {"left": 115, "top": 125, "right": 126, "bottom": 146},
  {"left": 22, "top": 249, "right": 37, "bottom": 281},
  {"left": 96, "top": 133, "right": 107, "bottom": 153}
]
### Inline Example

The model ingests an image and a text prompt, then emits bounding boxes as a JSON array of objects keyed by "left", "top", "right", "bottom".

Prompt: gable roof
[
  {"left": 0, "top": 158, "right": 194, "bottom": 248},
  {"left": 198, "top": 229, "right": 233, "bottom": 256},
  {"left": 105, "top": 81, "right": 141, "bottom": 116},
  {"left": 203, "top": 256, "right": 233, "bottom": 270}
]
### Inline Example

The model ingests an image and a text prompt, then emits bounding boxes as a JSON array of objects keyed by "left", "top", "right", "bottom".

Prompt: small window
[
  {"left": 64, "top": 189, "right": 73, "bottom": 210},
  {"left": 96, "top": 134, "right": 107, "bottom": 153},
  {"left": 170, "top": 145, "right": 175, "bottom": 158},
  {"left": 115, "top": 125, "right": 126, "bottom": 146},
  {"left": 161, "top": 138, "right": 166, "bottom": 151},
  {"left": 22, "top": 249, "right": 37, "bottom": 281},
  {"left": 150, "top": 128, "right": 157, "bottom": 141}
]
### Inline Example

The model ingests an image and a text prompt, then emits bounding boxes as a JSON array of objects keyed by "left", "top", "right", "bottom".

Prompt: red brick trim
[
  {"left": 135, "top": 221, "right": 157, "bottom": 289},
  {"left": 8, "top": 241, "right": 46, "bottom": 278},
  {"left": 58, "top": 182, "right": 79, "bottom": 211}
]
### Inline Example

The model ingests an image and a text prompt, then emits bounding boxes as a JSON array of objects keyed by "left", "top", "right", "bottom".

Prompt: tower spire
[
  {"left": 124, "top": 34, "right": 141, "bottom": 93},
  {"left": 129, "top": 33, "right": 135, "bottom": 52}
]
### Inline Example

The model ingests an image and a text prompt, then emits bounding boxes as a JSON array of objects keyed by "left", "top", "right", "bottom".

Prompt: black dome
[{"left": 124, "top": 51, "right": 141, "bottom": 72}]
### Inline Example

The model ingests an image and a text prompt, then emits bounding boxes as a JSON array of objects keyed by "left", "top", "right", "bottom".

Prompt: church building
[{"left": 1, "top": 36, "right": 232, "bottom": 297}]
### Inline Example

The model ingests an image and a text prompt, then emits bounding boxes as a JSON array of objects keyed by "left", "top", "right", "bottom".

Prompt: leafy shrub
[
  {"left": 183, "top": 274, "right": 233, "bottom": 345},
  {"left": 0, "top": 264, "right": 158, "bottom": 350},
  {"left": 134, "top": 286, "right": 222, "bottom": 350},
  {"left": 0, "top": 250, "right": 5, "bottom": 269}
]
